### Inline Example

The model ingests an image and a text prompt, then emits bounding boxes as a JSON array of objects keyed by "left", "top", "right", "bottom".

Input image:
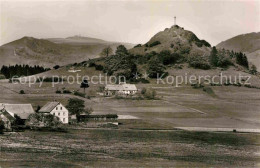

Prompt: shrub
[
  {"left": 89, "top": 62, "right": 96, "bottom": 67},
  {"left": 63, "top": 90, "right": 72, "bottom": 94},
  {"left": 200, "top": 40, "right": 211, "bottom": 47},
  {"left": 74, "top": 91, "right": 86, "bottom": 98},
  {"left": 158, "top": 50, "right": 181, "bottom": 65},
  {"left": 141, "top": 87, "right": 147, "bottom": 95},
  {"left": 218, "top": 56, "right": 233, "bottom": 68},
  {"left": 56, "top": 90, "right": 61, "bottom": 94},
  {"left": 19, "top": 90, "right": 25, "bottom": 94},
  {"left": 139, "top": 78, "right": 150, "bottom": 83},
  {"left": 144, "top": 89, "right": 157, "bottom": 99},
  {"left": 0, "top": 75, "right": 5, "bottom": 80},
  {"left": 249, "top": 65, "right": 257, "bottom": 75},
  {"left": 149, "top": 41, "right": 161, "bottom": 47},
  {"left": 191, "top": 83, "right": 204, "bottom": 89},
  {"left": 188, "top": 54, "right": 211, "bottom": 70},
  {"left": 95, "top": 64, "right": 104, "bottom": 71},
  {"left": 98, "top": 86, "right": 105, "bottom": 92},
  {"left": 53, "top": 65, "right": 60, "bottom": 69},
  {"left": 202, "top": 87, "right": 216, "bottom": 97},
  {"left": 134, "top": 44, "right": 142, "bottom": 48},
  {"left": 195, "top": 42, "right": 203, "bottom": 47}
]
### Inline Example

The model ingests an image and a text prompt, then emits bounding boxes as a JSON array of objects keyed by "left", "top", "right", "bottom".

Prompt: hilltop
[
  {"left": 0, "top": 36, "right": 135, "bottom": 68},
  {"left": 129, "top": 25, "right": 211, "bottom": 57},
  {"left": 216, "top": 32, "right": 260, "bottom": 70}
]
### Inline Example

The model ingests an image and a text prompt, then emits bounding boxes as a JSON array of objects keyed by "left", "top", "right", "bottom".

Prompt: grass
[
  {"left": 0, "top": 129, "right": 259, "bottom": 167},
  {"left": 1, "top": 68, "right": 260, "bottom": 167}
]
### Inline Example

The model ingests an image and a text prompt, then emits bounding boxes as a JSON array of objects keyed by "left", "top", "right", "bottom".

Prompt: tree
[
  {"left": 236, "top": 52, "right": 249, "bottom": 68},
  {"left": 104, "top": 45, "right": 138, "bottom": 80},
  {"left": 66, "top": 98, "right": 85, "bottom": 122},
  {"left": 250, "top": 64, "right": 257, "bottom": 75},
  {"left": 115, "top": 45, "right": 128, "bottom": 55},
  {"left": 26, "top": 113, "right": 61, "bottom": 128},
  {"left": 19, "top": 90, "right": 25, "bottom": 94},
  {"left": 144, "top": 89, "right": 157, "bottom": 99},
  {"left": 100, "top": 46, "right": 113, "bottom": 57},
  {"left": 80, "top": 79, "right": 89, "bottom": 93},
  {"left": 147, "top": 58, "right": 166, "bottom": 78},
  {"left": 210, "top": 47, "right": 218, "bottom": 66},
  {"left": 158, "top": 50, "right": 180, "bottom": 65}
]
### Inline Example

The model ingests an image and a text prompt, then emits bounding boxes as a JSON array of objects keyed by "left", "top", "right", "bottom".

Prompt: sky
[{"left": 0, "top": 0, "right": 259, "bottom": 46}]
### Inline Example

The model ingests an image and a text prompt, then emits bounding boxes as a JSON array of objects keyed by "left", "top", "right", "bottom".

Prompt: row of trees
[
  {"left": 210, "top": 47, "right": 249, "bottom": 68},
  {"left": 98, "top": 45, "right": 255, "bottom": 81},
  {"left": 0, "top": 64, "right": 50, "bottom": 78}
]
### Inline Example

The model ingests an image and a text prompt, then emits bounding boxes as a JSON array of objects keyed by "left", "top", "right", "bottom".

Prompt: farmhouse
[
  {"left": 104, "top": 83, "right": 137, "bottom": 96},
  {"left": 0, "top": 104, "right": 35, "bottom": 122},
  {"left": 38, "top": 102, "right": 69, "bottom": 124},
  {"left": 0, "top": 109, "right": 15, "bottom": 130}
]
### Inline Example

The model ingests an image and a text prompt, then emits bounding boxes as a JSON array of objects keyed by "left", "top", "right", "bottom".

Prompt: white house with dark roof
[
  {"left": 0, "top": 103, "right": 35, "bottom": 121},
  {"left": 104, "top": 83, "right": 138, "bottom": 96},
  {"left": 38, "top": 102, "right": 69, "bottom": 124}
]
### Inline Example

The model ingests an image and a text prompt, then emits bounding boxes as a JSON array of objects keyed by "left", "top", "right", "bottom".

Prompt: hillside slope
[
  {"left": 129, "top": 25, "right": 211, "bottom": 57},
  {"left": 216, "top": 32, "right": 260, "bottom": 70},
  {"left": 0, "top": 36, "right": 135, "bottom": 68}
]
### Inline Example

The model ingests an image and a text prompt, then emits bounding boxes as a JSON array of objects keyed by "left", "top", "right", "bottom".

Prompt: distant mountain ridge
[
  {"left": 47, "top": 35, "right": 108, "bottom": 44},
  {"left": 216, "top": 32, "right": 260, "bottom": 70},
  {"left": 0, "top": 36, "right": 135, "bottom": 68}
]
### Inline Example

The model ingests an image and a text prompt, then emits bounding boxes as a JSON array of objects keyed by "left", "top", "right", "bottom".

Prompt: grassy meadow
[
  {"left": 0, "top": 129, "right": 260, "bottom": 167},
  {"left": 0, "top": 66, "right": 260, "bottom": 167}
]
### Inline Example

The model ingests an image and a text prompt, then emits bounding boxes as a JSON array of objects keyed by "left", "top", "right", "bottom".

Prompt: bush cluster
[{"left": 148, "top": 41, "right": 161, "bottom": 47}]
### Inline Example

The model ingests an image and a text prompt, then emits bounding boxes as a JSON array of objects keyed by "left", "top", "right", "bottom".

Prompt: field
[
  {"left": 1, "top": 129, "right": 260, "bottom": 167},
  {"left": 1, "top": 66, "right": 260, "bottom": 167}
]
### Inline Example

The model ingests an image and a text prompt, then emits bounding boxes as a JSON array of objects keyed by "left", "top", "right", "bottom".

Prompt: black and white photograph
[{"left": 0, "top": 0, "right": 260, "bottom": 167}]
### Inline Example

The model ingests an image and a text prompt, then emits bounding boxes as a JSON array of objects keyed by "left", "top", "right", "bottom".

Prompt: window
[
  {"left": 63, "top": 118, "right": 65, "bottom": 122},
  {"left": 56, "top": 107, "right": 58, "bottom": 110},
  {"left": 63, "top": 112, "right": 65, "bottom": 116},
  {"left": 58, "top": 112, "right": 60, "bottom": 116},
  {"left": 60, "top": 107, "right": 62, "bottom": 110}
]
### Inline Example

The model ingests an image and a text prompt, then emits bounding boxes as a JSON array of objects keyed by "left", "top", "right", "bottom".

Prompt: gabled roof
[
  {"left": 39, "top": 102, "right": 60, "bottom": 113},
  {"left": 105, "top": 84, "right": 123, "bottom": 91},
  {"left": 122, "top": 84, "right": 137, "bottom": 91},
  {"left": 0, "top": 109, "right": 15, "bottom": 122},
  {"left": 105, "top": 84, "right": 137, "bottom": 91},
  {"left": 0, "top": 104, "right": 34, "bottom": 120}
]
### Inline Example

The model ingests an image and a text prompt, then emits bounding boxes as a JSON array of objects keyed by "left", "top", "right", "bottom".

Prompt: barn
[
  {"left": 104, "top": 83, "right": 137, "bottom": 96},
  {"left": 0, "top": 108, "right": 15, "bottom": 130},
  {"left": 0, "top": 103, "right": 35, "bottom": 130},
  {"left": 0, "top": 104, "right": 35, "bottom": 122}
]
